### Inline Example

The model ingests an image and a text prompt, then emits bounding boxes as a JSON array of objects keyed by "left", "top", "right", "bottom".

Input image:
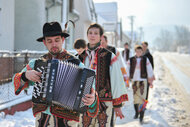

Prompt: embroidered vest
[
  {"left": 129, "top": 56, "right": 147, "bottom": 79},
  {"left": 79, "top": 48, "right": 113, "bottom": 102},
  {"left": 107, "top": 45, "right": 116, "bottom": 54}
]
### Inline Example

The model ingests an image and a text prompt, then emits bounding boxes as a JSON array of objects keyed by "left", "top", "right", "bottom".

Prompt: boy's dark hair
[
  {"left": 142, "top": 41, "right": 148, "bottom": 46},
  {"left": 103, "top": 35, "right": 107, "bottom": 41},
  {"left": 87, "top": 23, "right": 104, "bottom": 36},
  {"left": 124, "top": 42, "right": 129, "bottom": 46},
  {"left": 135, "top": 45, "right": 143, "bottom": 51},
  {"left": 74, "top": 39, "right": 86, "bottom": 49}
]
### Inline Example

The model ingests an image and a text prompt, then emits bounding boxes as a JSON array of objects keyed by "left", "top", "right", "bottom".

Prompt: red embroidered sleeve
[
  {"left": 14, "top": 62, "right": 33, "bottom": 95},
  {"left": 112, "top": 94, "right": 128, "bottom": 106},
  {"left": 13, "top": 73, "right": 29, "bottom": 95}
]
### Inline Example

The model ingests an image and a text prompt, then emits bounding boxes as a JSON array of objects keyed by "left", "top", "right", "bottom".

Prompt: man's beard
[{"left": 49, "top": 48, "right": 62, "bottom": 56}]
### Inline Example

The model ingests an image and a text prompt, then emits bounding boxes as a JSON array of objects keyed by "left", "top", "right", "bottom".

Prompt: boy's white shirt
[{"left": 126, "top": 57, "right": 154, "bottom": 81}]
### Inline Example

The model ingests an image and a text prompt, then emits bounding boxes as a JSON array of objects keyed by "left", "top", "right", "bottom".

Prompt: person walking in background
[
  {"left": 74, "top": 38, "right": 87, "bottom": 56},
  {"left": 101, "top": 35, "right": 129, "bottom": 87},
  {"left": 122, "top": 42, "right": 132, "bottom": 65},
  {"left": 101, "top": 35, "right": 129, "bottom": 126},
  {"left": 126, "top": 45, "right": 155, "bottom": 124},
  {"left": 142, "top": 41, "right": 155, "bottom": 100},
  {"left": 101, "top": 35, "right": 116, "bottom": 54},
  {"left": 142, "top": 41, "right": 154, "bottom": 69}
]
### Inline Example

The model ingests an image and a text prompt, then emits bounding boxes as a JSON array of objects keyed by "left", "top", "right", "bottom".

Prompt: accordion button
[
  {"left": 80, "top": 85, "right": 83, "bottom": 88},
  {"left": 79, "top": 91, "right": 81, "bottom": 95}
]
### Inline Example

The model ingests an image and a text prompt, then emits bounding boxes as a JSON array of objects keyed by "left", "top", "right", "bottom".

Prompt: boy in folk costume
[
  {"left": 101, "top": 35, "right": 129, "bottom": 127},
  {"left": 122, "top": 42, "right": 132, "bottom": 65},
  {"left": 79, "top": 23, "right": 128, "bottom": 126},
  {"left": 74, "top": 38, "right": 87, "bottom": 56},
  {"left": 12, "top": 22, "right": 98, "bottom": 127},
  {"left": 101, "top": 35, "right": 129, "bottom": 87},
  {"left": 126, "top": 45, "right": 154, "bottom": 124},
  {"left": 101, "top": 35, "right": 116, "bottom": 54}
]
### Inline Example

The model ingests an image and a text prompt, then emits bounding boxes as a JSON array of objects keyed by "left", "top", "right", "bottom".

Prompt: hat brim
[{"left": 37, "top": 33, "right": 70, "bottom": 42}]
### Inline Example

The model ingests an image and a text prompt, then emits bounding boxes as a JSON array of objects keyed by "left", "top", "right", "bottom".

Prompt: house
[
  {"left": 0, "top": 0, "right": 96, "bottom": 51},
  {"left": 0, "top": 0, "right": 15, "bottom": 51},
  {"left": 95, "top": 2, "right": 120, "bottom": 46}
]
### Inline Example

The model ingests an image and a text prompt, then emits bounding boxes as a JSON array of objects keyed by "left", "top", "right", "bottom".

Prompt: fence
[
  {"left": 0, "top": 51, "right": 44, "bottom": 84},
  {"left": 0, "top": 50, "right": 76, "bottom": 106},
  {"left": 0, "top": 51, "right": 44, "bottom": 105}
]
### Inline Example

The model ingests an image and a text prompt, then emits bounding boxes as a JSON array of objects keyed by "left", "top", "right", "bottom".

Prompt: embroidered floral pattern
[
  {"left": 50, "top": 105, "right": 80, "bottom": 122},
  {"left": 33, "top": 103, "right": 48, "bottom": 117},
  {"left": 112, "top": 94, "right": 128, "bottom": 106},
  {"left": 97, "top": 111, "right": 108, "bottom": 127},
  {"left": 13, "top": 73, "right": 29, "bottom": 95}
]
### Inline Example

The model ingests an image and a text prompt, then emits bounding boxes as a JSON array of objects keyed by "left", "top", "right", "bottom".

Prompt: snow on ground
[
  {"left": 0, "top": 108, "right": 34, "bottom": 127},
  {"left": 0, "top": 52, "right": 190, "bottom": 127}
]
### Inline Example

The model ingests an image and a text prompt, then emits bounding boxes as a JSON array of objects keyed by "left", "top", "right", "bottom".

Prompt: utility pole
[
  {"left": 139, "top": 27, "right": 144, "bottom": 42},
  {"left": 62, "top": 0, "right": 68, "bottom": 49},
  {"left": 128, "top": 16, "right": 135, "bottom": 46},
  {"left": 120, "top": 18, "right": 123, "bottom": 42}
]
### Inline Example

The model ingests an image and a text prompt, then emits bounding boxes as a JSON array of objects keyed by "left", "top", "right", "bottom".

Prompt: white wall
[
  {"left": 74, "top": 0, "right": 95, "bottom": 43},
  {"left": 0, "top": 0, "right": 15, "bottom": 51},
  {"left": 15, "top": 0, "right": 46, "bottom": 51},
  {"left": 47, "top": 5, "right": 62, "bottom": 23}
]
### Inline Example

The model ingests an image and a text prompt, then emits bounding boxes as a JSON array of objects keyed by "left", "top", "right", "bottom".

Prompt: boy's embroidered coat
[{"left": 79, "top": 46, "right": 128, "bottom": 107}]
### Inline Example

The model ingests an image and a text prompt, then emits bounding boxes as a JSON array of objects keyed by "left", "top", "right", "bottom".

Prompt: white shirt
[{"left": 126, "top": 57, "right": 154, "bottom": 81}]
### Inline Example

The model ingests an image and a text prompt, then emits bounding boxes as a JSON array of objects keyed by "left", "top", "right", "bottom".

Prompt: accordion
[{"left": 32, "top": 59, "right": 95, "bottom": 113}]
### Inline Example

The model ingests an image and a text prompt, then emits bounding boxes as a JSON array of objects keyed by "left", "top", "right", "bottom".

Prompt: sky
[{"left": 93, "top": 0, "right": 190, "bottom": 44}]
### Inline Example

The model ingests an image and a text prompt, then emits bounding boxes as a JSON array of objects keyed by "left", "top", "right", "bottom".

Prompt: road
[{"left": 161, "top": 52, "right": 190, "bottom": 95}]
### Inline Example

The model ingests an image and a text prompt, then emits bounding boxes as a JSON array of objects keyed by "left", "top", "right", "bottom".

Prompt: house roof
[{"left": 95, "top": 2, "right": 118, "bottom": 22}]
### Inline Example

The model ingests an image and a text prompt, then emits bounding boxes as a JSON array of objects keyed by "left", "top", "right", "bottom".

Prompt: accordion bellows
[{"left": 32, "top": 59, "right": 95, "bottom": 113}]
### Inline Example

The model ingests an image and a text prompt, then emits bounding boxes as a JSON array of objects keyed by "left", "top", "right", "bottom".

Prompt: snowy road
[
  {"left": 0, "top": 52, "right": 190, "bottom": 127},
  {"left": 161, "top": 52, "right": 190, "bottom": 95}
]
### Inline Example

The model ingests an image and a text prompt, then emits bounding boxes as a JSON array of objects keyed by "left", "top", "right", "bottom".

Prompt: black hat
[{"left": 37, "top": 22, "right": 69, "bottom": 42}]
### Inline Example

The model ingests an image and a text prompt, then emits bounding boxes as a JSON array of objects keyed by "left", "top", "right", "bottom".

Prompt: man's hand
[
  {"left": 114, "top": 108, "right": 124, "bottom": 119},
  {"left": 149, "top": 82, "right": 153, "bottom": 88},
  {"left": 82, "top": 88, "right": 95, "bottom": 106},
  {"left": 25, "top": 70, "right": 42, "bottom": 82},
  {"left": 148, "top": 75, "right": 155, "bottom": 88}
]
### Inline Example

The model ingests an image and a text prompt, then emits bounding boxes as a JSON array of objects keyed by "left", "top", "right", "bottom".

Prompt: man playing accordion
[{"left": 12, "top": 22, "right": 98, "bottom": 127}]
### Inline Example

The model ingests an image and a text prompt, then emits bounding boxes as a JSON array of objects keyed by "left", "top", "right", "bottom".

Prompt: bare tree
[
  {"left": 154, "top": 29, "right": 173, "bottom": 51},
  {"left": 175, "top": 26, "right": 190, "bottom": 52}
]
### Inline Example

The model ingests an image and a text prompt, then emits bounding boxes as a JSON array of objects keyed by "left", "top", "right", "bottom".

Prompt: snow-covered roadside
[{"left": 0, "top": 52, "right": 190, "bottom": 127}]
